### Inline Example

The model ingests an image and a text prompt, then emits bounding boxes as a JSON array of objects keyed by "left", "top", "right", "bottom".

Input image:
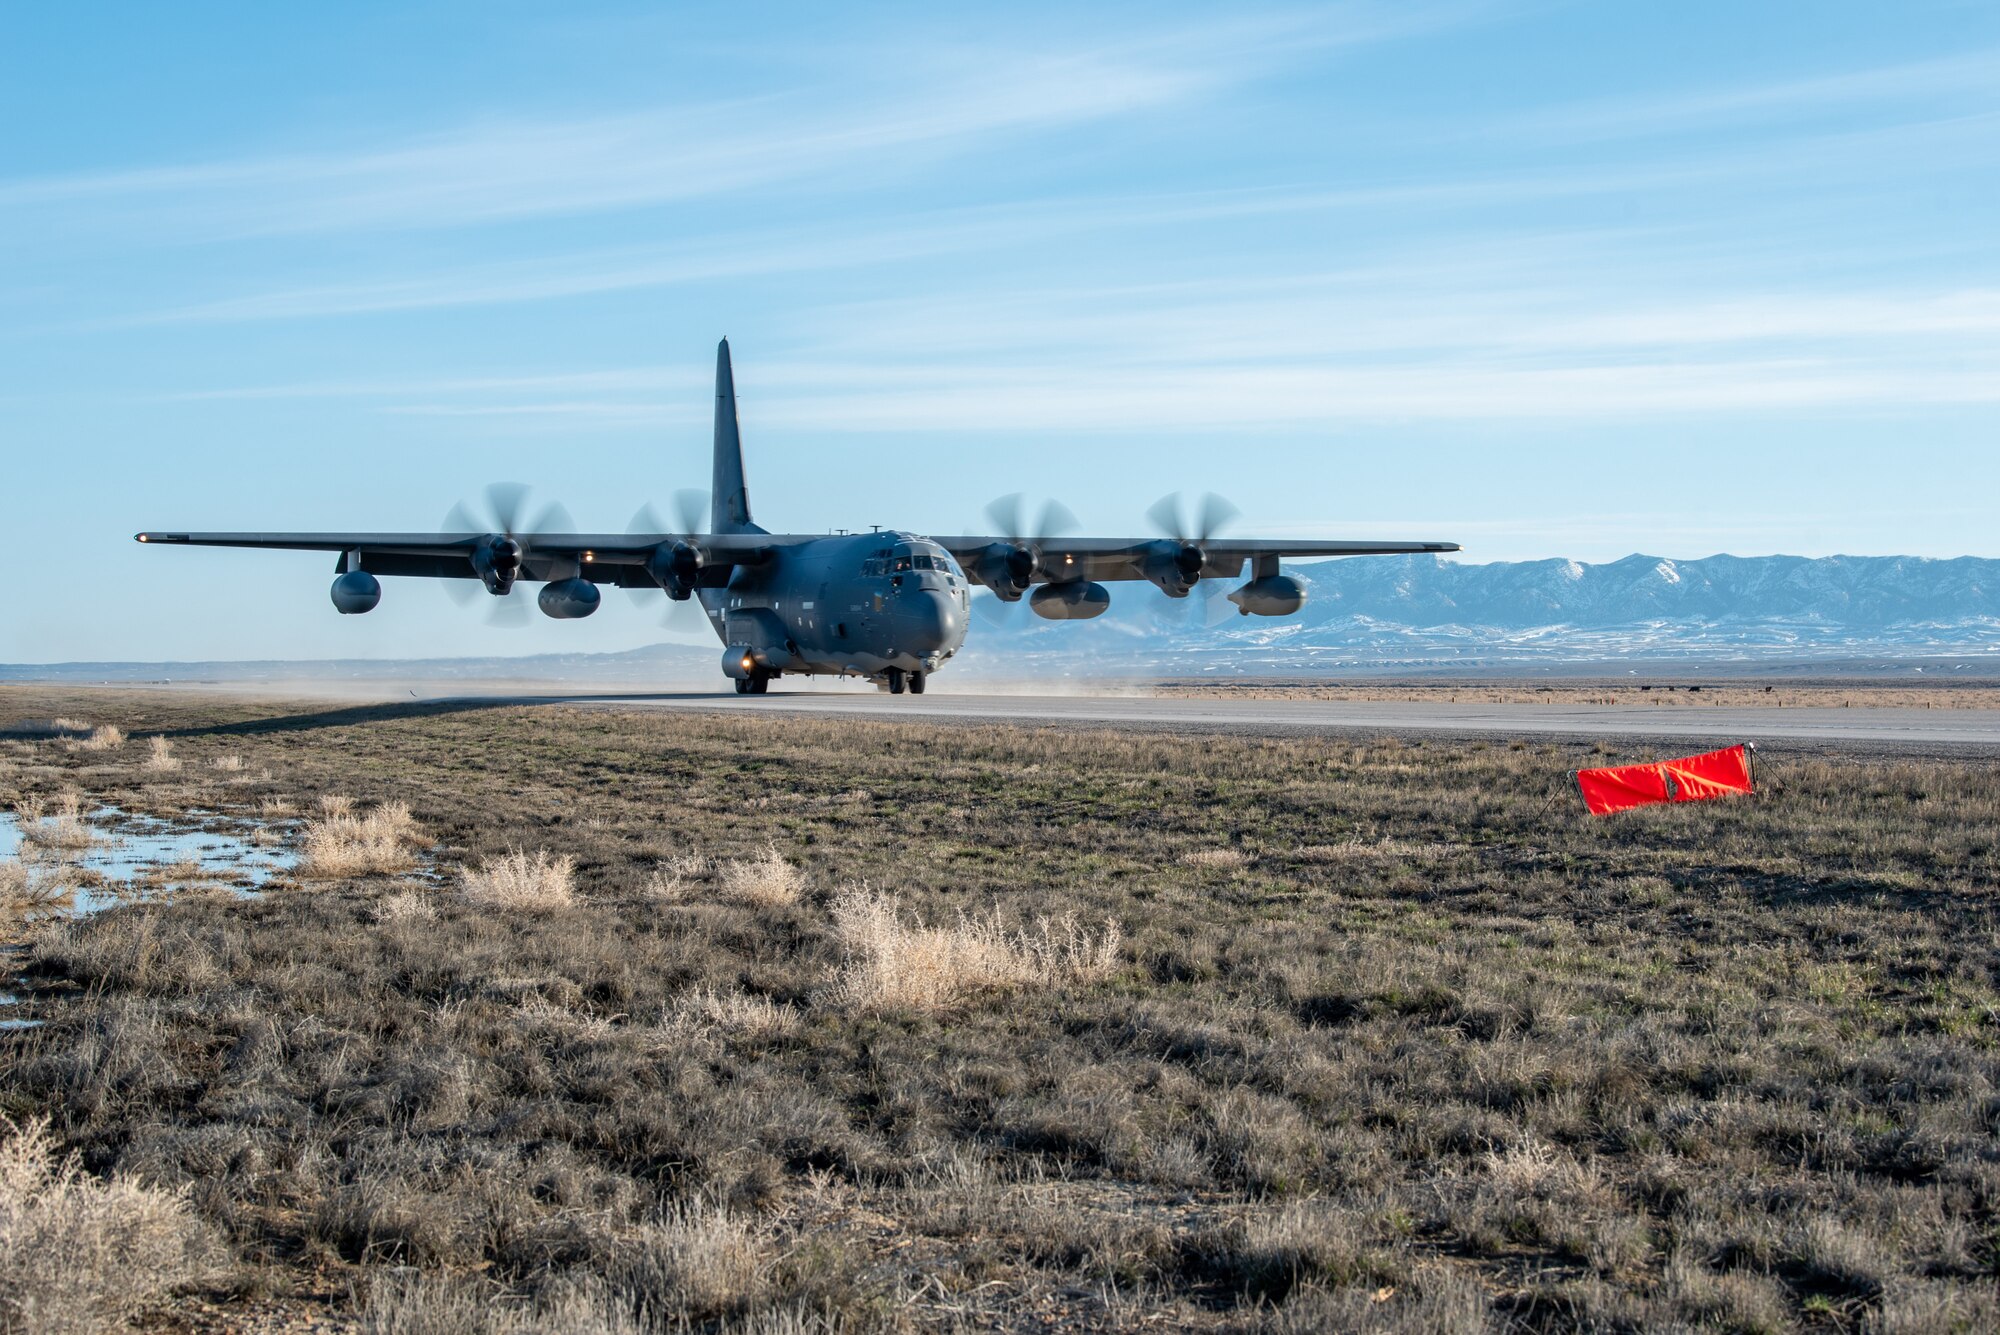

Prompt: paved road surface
[{"left": 561, "top": 690, "right": 2000, "bottom": 753}]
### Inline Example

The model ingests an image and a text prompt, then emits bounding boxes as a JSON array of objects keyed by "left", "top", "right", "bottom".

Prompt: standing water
[{"left": 0, "top": 804, "right": 296, "bottom": 917}]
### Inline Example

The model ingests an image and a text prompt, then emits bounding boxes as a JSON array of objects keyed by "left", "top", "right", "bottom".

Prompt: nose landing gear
[
  {"left": 880, "top": 668, "right": 926, "bottom": 696},
  {"left": 735, "top": 671, "right": 771, "bottom": 695}
]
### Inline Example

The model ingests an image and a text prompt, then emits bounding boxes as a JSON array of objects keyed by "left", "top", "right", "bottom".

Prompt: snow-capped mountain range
[
  {"left": 958, "top": 554, "right": 2000, "bottom": 673},
  {"left": 8, "top": 555, "right": 1995, "bottom": 682}
]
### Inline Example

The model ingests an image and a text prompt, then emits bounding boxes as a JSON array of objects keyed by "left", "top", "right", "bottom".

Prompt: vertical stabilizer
[{"left": 712, "top": 338, "right": 757, "bottom": 533}]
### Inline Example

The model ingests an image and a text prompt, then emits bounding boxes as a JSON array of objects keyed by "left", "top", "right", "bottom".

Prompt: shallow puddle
[
  {"left": 0, "top": 804, "right": 296, "bottom": 917},
  {"left": 0, "top": 987, "right": 37, "bottom": 1031}
]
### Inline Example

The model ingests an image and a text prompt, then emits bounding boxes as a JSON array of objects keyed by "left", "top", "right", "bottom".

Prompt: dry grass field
[{"left": 0, "top": 684, "right": 1996, "bottom": 1333}]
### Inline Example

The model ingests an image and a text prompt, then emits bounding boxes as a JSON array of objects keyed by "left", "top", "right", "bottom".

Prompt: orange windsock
[
  {"left": 1660, "top": 744, "right": 1754, "bottom": 802},
  {"left": 1576, "top": 744, "right": 1754, "bottom": 815}
]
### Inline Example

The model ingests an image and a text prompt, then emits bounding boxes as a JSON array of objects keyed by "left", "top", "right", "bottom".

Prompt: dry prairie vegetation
[
  {"left": 0, "top": 1117, "right": 220, "bottom": 1335},
  {"left": 142, "top": 735, "right": 181, "bottom": 772},
  {"left": 0, "top": 684, "right": 1996, "bottom": 1331},
  {"left": 0, "top": 860, "right": 70, "bottom": 912},
  {"left": 1179, "top": 846, "right": 1251, "bottom": 870},
  {"left": 299, "top": 797, "right": 423, "bottom": 877},
  {"left": 827, "top": 888, "right": 1121, "bottom": 1013},
  {"left": 665, "top": 987, "right": 802, "bottom": 1041},
  {"left": 716, "top": 844, "right": 806, "bottom": 907},
  {"left": 458, "top": 847, "right": 575, "bottom": 911},
  {"left": 75, "top": 724, "right": 126, "bottom": 752},
  {"left": 12, "top": 792, "right": 95, "bottom": 851}
]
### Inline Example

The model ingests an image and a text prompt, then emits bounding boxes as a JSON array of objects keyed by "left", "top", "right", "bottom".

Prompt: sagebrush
[{"left": 0, "top": 1117, "right": 217, "bottom": 1335}]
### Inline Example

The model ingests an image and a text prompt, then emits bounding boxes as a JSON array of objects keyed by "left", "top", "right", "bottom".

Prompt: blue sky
[{"left": 4, "top": 1, "right": 1997, "bottom": 662}]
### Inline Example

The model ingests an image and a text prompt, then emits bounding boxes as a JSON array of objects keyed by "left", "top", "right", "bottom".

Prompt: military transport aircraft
[{"left": 137, "top": 340, "right": 1459, "bottom": 695}]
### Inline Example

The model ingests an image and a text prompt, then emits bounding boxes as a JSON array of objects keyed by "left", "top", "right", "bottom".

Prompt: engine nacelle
[
  {"left": 1141, "top": 540, "right": 1205, "bottom": 597},
  {"left": 1030, "top": 580, "right": 1110, "bottom": 620},
  {"left": 646, "top": 539, "right": 706, "bottom": 600},
  {"left": 973, "top": 542, "right": 1037, "bottom": 600},
  {"left": 538, "top": 577, "right": 601, "bottom": 619},
  {"left": 471, "top": 536, "right": 522, "bottom": 594},
  {"left": 329, "top": 570, "right": 381, "bottom": 615},
  {"left": 722, "top": 642, "right": 796, "bottom": 679},
  {"left": 1228, "top": 574, "right": 1306, "bottom": 617}
]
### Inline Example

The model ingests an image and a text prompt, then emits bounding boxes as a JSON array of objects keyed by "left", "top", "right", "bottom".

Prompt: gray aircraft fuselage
[{"left": 701, "top": 532, "right": 969, "bottom": 682}]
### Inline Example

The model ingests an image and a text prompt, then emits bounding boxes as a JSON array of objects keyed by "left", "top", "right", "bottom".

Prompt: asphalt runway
[{"left": 569, "top": 689, "right": 2000, "bottom": 755}]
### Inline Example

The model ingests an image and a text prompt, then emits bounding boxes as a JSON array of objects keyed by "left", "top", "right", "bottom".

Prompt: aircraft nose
[{"left": 900, "top": 587, "right": 963, "bottom": 653}]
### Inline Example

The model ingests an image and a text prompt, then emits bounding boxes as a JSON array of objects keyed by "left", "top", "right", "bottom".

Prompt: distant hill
[
  {"left": 0, "top": 642, "right": 715, "bottom": 685},
  {"left": 7, "top": 555, "right": 1996, "bottom": 682},
  {"left": 957, "top": 553, "right": 2000, "bottom": 674},
  {"left": 1294, "top": 553, "right": 2000, "bottom": 629}
]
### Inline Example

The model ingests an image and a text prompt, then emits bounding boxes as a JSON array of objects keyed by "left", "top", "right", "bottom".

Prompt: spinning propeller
[
  {"left": 625, "top": 489, "right": 711, "bottom": 632},
  {"left": 973, "top": 492, "right": 1079, "bottom": 626},
  {"left": 440, "top": 483, "right": 576, "bottom": 628},
  {"left": 1146, "top": 490, "right": 1239, "bottom": 547},
  {"left": 1146, "top": 490, "right": 1241, "bottom": 626}
]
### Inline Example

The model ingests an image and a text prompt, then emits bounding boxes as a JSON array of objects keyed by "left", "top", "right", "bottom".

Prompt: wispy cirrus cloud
[
  {"left": 40, "top": 21, "right": 2000, "bottom": 446},
  {"left": 101, "top": 215, "right": 1030, "bottom": 324},
  {"left": 740, "top": 357, "right": 2000, "bottom": 430},
  {"left": 3, "top": 61, "right": 1192, "bottom": 236},
  {"left": 209, "top": 351, "right": 2000, "bottom": 433},
  {"left": 2, "top": 10, "right": 1431, "bottom": 244},
  {"left": 171, "top": 367, "right": 705, "bottom": 401},
  {"left": 794, "top": 280, "right": 2000, "bottom": 362},
  {"left": 171, "top": 266, "right": 2000, "bottom": 428},
  {"left": 1480, "top": 45, "right": 2000, "bottom": 146},
  {"left": 92, "top": 101, "right": 2000, "bottom": 331}
]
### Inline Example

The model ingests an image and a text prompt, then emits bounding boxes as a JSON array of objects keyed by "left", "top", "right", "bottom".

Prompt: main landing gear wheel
[
  {"left": 908, "top": 672, "right": 926, "bottom": 695},
  {"left": 887, "top": 668, "right": 905, "bottom": 695}
]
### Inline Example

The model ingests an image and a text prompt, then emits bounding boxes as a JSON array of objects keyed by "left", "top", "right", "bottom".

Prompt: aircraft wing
[
  {"left": 132, "top": 530, "right": 791, "bottom": 586},
  {"left": 928, "top": 535, "right": 1459, "bottom": 585}
]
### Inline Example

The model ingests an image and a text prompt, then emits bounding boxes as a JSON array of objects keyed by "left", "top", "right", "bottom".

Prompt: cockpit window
[{"left": 873, "top": 541, "right": 954, "bottom": 578}]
